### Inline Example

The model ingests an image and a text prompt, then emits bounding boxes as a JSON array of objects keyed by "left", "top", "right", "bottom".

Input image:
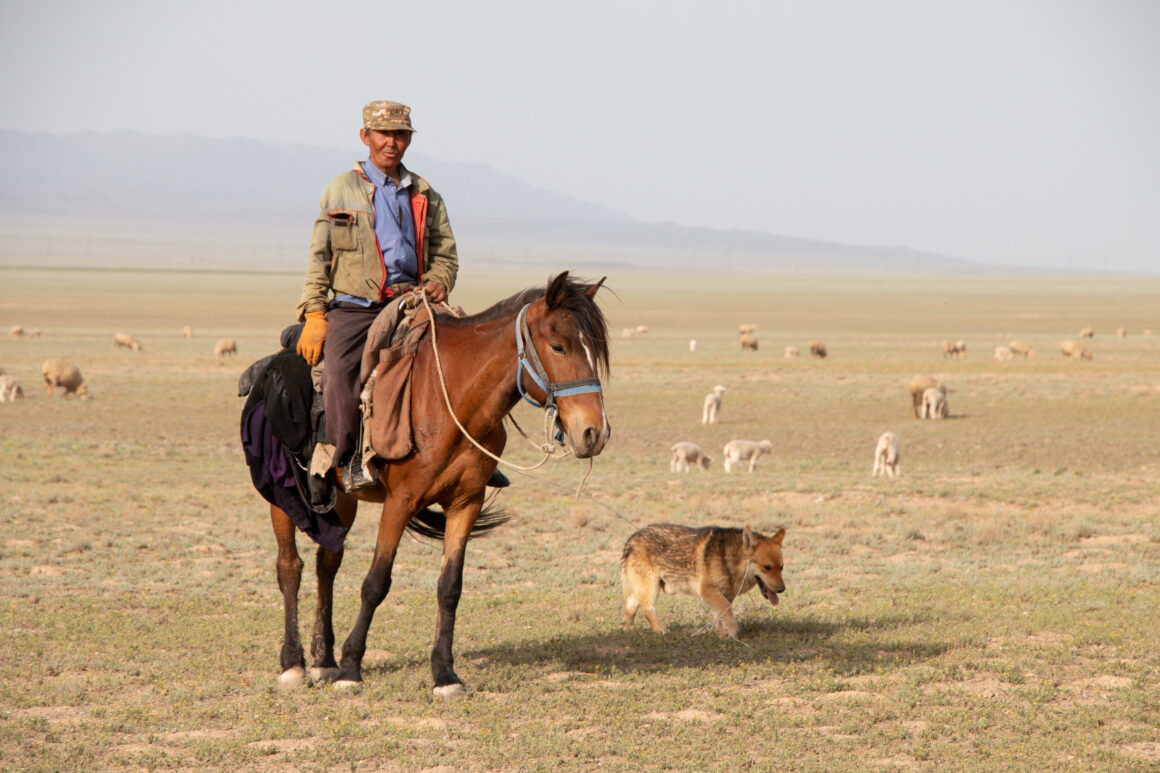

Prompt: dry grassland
[{"left": 1, "top": 266, "right": 1159, "bottom": 772}]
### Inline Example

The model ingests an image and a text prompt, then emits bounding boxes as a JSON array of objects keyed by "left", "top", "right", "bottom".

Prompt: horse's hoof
[
  {"left": 310, "top": 667, "right": 339, "bottom": 684},
  {"left": 333, "top": 679, "right": 362, "bottom": 692},
  {"left": 277, "top": 667, "right": 307, "bottom": 689},
  {"left": 433, "top": 683, "right": 465, "bottom": 700}
]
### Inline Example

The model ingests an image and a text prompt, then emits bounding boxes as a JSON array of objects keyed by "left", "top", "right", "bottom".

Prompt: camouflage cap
[{"left": 362, "top": 100, "right": 416, "bottom": 133}]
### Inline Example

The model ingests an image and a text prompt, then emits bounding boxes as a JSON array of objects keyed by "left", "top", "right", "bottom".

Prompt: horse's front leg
[
  {"left": 431, "top": 500, "right": 482, "bottom": 698},
  {"left": 309, "top": 495, "right": 357, "bottom": 684},
  {"left": 334, "top": 500, "right": 410, "bottom": 689},
  {"left": 270, "top": 505, "right": 306, "bottom": 688}
]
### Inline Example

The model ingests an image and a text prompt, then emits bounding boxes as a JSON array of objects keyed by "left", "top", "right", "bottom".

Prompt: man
[{"left": 294, "top": 100, "right": 460, "bottom": 491}]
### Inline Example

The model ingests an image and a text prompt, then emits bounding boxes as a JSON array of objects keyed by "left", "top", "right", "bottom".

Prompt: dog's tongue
[{"left": 758, "top": 578, "right": 780, "bottom": 606}]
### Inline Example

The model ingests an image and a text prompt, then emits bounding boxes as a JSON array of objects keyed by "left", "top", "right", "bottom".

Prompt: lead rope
[{"left": 418, "top": 291, "right": 565, "bottom": 473}]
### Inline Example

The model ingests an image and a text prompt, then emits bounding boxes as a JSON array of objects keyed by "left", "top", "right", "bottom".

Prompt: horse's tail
[{"left": 405, "top": 505, "right": 513, "bottom": 541}]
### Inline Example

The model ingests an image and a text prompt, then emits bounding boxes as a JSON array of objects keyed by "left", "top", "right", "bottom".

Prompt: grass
[{"left": 1, "top": 265, "right": 1159, "bottom": 771}]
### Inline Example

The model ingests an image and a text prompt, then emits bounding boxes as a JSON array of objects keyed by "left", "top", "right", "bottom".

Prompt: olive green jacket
[{"left": 295, "top": 164, "right": 459, "bottom": 320}]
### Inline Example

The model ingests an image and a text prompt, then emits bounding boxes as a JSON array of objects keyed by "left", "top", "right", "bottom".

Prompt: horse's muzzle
[{"left": 567, "top": 419, "right": 610, "bottom": 458}]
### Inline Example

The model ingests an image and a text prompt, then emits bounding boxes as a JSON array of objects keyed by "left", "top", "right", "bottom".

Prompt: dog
[{"left": 621, "top": 523, "right": 786, "bottom": 637}]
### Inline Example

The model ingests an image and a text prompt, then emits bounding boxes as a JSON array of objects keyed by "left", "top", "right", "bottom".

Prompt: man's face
[{"left": 360, "top": 128, "right": 412, "bottom": 174}]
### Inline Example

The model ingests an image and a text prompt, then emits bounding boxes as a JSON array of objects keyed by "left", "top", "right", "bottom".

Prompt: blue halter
[{"left": 514, "top": 303, "right": 603, "bottom": 410}]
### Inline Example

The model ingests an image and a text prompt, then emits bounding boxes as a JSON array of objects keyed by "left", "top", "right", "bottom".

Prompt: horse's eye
[{"left": 550, "top": 344, "right": 565, "bottom": 354}]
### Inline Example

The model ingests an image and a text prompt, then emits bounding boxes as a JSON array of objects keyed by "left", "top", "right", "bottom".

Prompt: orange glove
[{"left": 297, "top": 311, "right": 327, "bottom": 366}]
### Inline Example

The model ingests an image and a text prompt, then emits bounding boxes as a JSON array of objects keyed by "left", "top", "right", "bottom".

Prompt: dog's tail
[{"left": 405, "top": 505, "right": 513, "bottom": 541}]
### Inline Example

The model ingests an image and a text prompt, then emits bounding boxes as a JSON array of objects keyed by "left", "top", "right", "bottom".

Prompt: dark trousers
[{"left": 322, "top": 303, "right": 382, "bottom": 468}]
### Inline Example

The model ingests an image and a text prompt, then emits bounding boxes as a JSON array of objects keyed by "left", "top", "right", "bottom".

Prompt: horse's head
[{"left": 519, "top": 272, "right": 611, "bottom": 458}]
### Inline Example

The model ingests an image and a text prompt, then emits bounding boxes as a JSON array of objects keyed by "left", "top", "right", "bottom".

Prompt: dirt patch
[
  {"left": 247, "top": 738, "right": 316, "bottom": 753},
  {"left": 644, "top": 709, "right": 723, "bottom": 723},
  {"left": 1119, "top": 742, "right": 1160, "bottom": 762}
]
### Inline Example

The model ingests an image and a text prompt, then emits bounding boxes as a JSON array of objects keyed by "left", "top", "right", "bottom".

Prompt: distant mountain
[{"left": 0, "top": 129, "right": 983, "bottom": 273}]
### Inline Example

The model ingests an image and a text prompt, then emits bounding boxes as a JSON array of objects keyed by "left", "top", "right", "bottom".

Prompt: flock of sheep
[
  {"left": 645, "top": 321, "right": 1144, "bottom": 483},
  {"left": 1, "top": 325, "right": 238, "bottom": 402}
]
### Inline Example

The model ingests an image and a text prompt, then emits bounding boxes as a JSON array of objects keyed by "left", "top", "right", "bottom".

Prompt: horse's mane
[{"left": 446, "top": 274, "right": 610, "bottom": 379}]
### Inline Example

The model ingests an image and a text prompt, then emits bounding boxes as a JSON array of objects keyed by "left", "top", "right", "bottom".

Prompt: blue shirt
[{"left": 336, "top": 161, "right": 419, "bottom": 305}]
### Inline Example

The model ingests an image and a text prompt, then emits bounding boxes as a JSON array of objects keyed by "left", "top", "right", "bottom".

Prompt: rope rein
[{"left": 418, "top": 291, "right": 570, "bottom": 473}]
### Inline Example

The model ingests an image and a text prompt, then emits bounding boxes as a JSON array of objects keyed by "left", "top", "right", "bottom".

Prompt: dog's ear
[
  {"left": 743, "top": 525, "right": 755, "bottom": 550},
  {"left": 771, "top": 527, "right": 786, "bottom": 545}
]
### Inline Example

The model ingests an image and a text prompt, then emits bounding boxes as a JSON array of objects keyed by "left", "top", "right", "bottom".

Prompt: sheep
[
  {"left": 809, "top": 340, "right": 827, "bottom": 358},
  {"left": 0, "top": 374, "right": 25, "bottom": 402},
  {"left": 784, "top": 345, "right": 799, "bottom": 359},
  {"left": 723, "top": 439, "right": 773, "bottom": 473},
  {"left": 872, "top": 431, "right": 900, "bottom": 478},
  {"left": 921, "top": 387, "right": 948, "bottom": 419},
  {"left": 994, "top": 345, "right": 1014, "bottom": 361},
  {"left": 701, "top": 385, "right": 726, "bottom": 424},
  {"left": 42, "top": 358, "right": 89, "bottom": 399},
  {"left": 1117, "top": 327, "right": 1127, "bottom": 338},
  {"left": 1060, "top": 339, "right": 1093, "bottom": 360},
  {"left": 30, "top": 329, "right": 42, "bottom": 338},
  {"left": 908, "top": 375, "right": 946, "bottom": 419},
  {"left": 737, "top": 323, "right": 757, "bottom": 336},
  {"left": 9, "top": 325, "right": 24, "bottom": 337},
  {"left": 670, "top": 441, "right": 712, "bottom": 473},
  {"left": 1008, "top": 340, "right": 1035, "bottom": 358},
  {"left": 635, "top": 325, "right": 649, "bottom": 335},
  {"left": 182, "top": 325, "right": 193, "bottom": 338},
  {"left": 740, "top": 335, "right": 759, "bottom": 351},
  {"left": 214, "top": 338, "right": 238, "bottom": 358},
  {"left": 1079, "top": 327, "right": 1094, "bottom": 338},
  {"left": 114, "top": 333, "right": 143, "bottom": 351},
  {"left": 941, "top": 340, "right": 967, "bottom": 358},
  {"left": 621, "top": 327, "right": 635, "bottom": 339},
  {"left": 689, "top": 339, "right": 696, "bottom": 353}
]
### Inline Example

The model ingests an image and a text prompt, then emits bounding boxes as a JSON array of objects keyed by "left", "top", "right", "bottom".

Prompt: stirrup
[
  {"left": 341, "top": 454, "right": 379, "bottom": 493},
  {"left": 487, "top": 468, "right": 511, "bottom": 488}
]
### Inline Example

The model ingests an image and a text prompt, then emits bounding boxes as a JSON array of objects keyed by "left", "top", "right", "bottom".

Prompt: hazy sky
[{"left": 2, "top": 0, "right": 1158, "bottom": 271}]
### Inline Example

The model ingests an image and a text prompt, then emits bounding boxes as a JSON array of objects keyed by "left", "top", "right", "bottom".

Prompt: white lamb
[
  {"left": 689, "top": 339, "right": 697, "bottom": 353},
  {"left": 994, "top": 345, "right": 1013, "bottom": 361},
  {"left": 872, "top": 431, "right": 900, "bottom": 478},
  {"left": 670, "top": 442, "right": 711, "bottom": 473},
  {"left": 0, "top": 374, "right": 25, "bottom": 402},
  {"left": 723, "top": 439, "right": 773, "bottom": 473},
  {"left": 921, "top": 386, "right": 947, "bottom": 419},
  {"left": 784, "top": 345, "right": 799, "bottom": 359},
  {"left": 701, "top": 385, "right": 726, "bottom": 424},
  {"left": 214, "top": 338, "right": 238, "bottom": 358}
]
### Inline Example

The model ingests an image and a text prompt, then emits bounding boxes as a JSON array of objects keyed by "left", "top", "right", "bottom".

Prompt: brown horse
[{"left": 268, "top": 271, "right": 610, "bottom": 697}]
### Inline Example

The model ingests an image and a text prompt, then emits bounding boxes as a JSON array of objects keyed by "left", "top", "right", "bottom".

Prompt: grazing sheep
[
  {"left": 784, "top": 345, "right": 799, "bottom": 359},
  {"left": 740, "top": 335, "right": 759, "bottom": 351},
  {"left": 114, "top": 332, "right": 143, "bottom": 351},
  {"left": 30, "top": 329, "right": 41, "bottom": 338},
  {"left": 941, "top": 340, "right": 967, "bottom": 358},
  {"left": 701, "top": 385, "right": 726, "bottom": 424},
  {"left": 621, "top": 327, "right": 635, "bottom": 339},
  {"left": 0, "top": 374, "right": 25, "bottom": 402},
  {"left": 214, "top": 338, "right": 238, "bottom": 358},
  {"left": 635, "top": 325, "right": 649, "bottom": 335},
  {"left": 738, "top": 323, "right": 757, "bottom": 336},
  {"left": 42, "top": 358, "right": 89, "bottom": 399},
  {"left": 908, "top": 375, "right": 946, "bottom": 419},
  {"left": 1117, "top": 327, "right": 1127, "bottom": 338},
  {"left": 182, "top": 325, "right": 193, "bottom": 338},
  {"left": 1008, "top": 340, "right": 1035, "bottom": 358},
  {"left": 994, "top": 345, "right": 1014, "bottom": 361},
  {"left": 872, "top": 431, "right": 900, "bottom": 478},
  {"left": 1060, "top": 339, "right": 1093, "bottom": 360},
  {"left": 723, "top": 439, "right": 773, "bottom": 473},
  {"left": 9, "top": 325, "right": 24, "bottom": 337},
  {"left": 689, "top": 339, "right": 696, "bottom": 353},
  {"left": 1079, "top": 327, "right": 1094, "bottom": 338},
  {"left": 921, "top": 387, "right": 948, "bottom": 419},
  {"left": 670, "top": 441, "right": 712, "bottom": 472},
  {"left": 809, "top": 340, "right": 827, "bottom": 358}
]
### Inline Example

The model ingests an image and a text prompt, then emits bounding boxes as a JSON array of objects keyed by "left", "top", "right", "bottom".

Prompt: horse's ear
[
  {"left": 584, "top": 277, "right": 607, "bottom": 299},
  {"left": 545, "top": 271, "right": 570, "bottom": 310}
]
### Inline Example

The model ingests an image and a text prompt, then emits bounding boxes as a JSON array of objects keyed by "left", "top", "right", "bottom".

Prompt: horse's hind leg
[
  {"left": 309, "top": 495, "right": 357, "bottom": 683},
  {"left": 270, "top": 505, "right": 306, "bottom": 688}
]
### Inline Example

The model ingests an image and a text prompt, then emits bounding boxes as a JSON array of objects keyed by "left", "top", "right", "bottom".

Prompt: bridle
[{"left": 514, "top": 303, "right": 603, "bottom": 411}]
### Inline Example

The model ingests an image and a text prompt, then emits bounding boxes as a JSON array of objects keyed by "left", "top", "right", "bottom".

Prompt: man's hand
[
  {"left": 423, "top": 281, "right": 447, "bottom": 304},
  {"left": 297, "top": 311, "right": 327, "bottom": 366}
]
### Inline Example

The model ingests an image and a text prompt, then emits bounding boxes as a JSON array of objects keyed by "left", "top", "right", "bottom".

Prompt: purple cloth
[{"left": 241, "top": 400, "right": 348, "bottom": 553}]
